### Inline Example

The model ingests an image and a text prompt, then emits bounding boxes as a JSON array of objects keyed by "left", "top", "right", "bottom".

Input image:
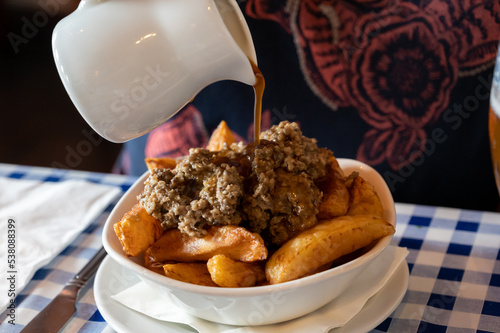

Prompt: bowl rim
[{"left": 102, "top": 158, "right": 396, "bottom": 297}]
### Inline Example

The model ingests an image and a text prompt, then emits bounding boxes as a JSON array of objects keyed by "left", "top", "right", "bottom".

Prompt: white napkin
[
  {"left": 112, "top": 245, "right": 408, "bottom": 333},
  {"left": 0, "top": 176, "right": 121, "bottom": 309}
]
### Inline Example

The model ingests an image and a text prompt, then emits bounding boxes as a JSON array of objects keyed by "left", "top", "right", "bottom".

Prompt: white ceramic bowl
[{"left": 102, "top": 158, "right": 396, "bottom": 326}]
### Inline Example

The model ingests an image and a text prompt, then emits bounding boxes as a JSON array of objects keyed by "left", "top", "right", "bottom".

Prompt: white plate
[{"left": 94, "top": 256, "right": 409, "bottom": 333}]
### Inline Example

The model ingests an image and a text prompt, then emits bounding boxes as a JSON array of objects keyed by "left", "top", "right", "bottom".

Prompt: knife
[{"left": 21, "top": 247, "right": 108, "bottom": 333}]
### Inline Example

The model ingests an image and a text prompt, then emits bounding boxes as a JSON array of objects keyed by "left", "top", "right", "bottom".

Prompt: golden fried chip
[
  {"left": 207, "top": 254, "right": 266, "bottom": 288},
  {"left": 206, "top": 120, "right": 236, "bottom": 151},
  {"left": 114, "top": 203, "right": 164, "bottom": 257},
  {"left": 265, "top": 215, "right": 395, "bottom": 284},
  {"left": 146, "top": 261, "right": 167, "bottom": 275},
  {"left": 346, "top": 173, "right": 384, "bottom": 217},
  {"left": 144, "top": 157, "right": 177, "bottom": 170},
  {"left": 163, "top": 263, "right": 218, "bottom": 287},
  {"left": 317, "top": 155, "right": 350, "bottom": 219},
  {"left": 145, "top": 225, "right": 268, "bottom": 266}
]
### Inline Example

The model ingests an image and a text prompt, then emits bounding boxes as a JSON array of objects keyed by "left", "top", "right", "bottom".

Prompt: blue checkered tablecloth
[{"left": 0, "top": 163, "right": 499, "bottom": 333}]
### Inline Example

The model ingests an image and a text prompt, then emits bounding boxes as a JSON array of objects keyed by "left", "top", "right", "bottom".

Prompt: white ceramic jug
[{"left": 52, "top": 0, "right": 257, "bottom": 142}]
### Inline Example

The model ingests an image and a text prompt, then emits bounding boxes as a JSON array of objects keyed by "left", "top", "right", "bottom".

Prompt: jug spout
[
  {"left": 186, "top": 0, "right": 256, "bottom": 87},
  {"left": 215, "top": 0, "right": 257, "bottom": 66}
]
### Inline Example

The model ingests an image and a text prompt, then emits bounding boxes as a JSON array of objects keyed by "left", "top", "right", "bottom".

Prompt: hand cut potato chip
[
  {"left": 114, "top": 203, "right": 164, "bottom": 257},
  {"left": 145, "top": 225, "right": 267, "bottom": 266},
  {"left": 207, "top": 254, "right": 266, "bottom": 287},
  {"left": 144, "top": 157, "right": 177, "bottom": 170},
  {"left": 346, "top": 173, "right": 384, "bottom": 217},
  {"left": 265, "top": 214, "right": 395, "bottom": 284},
  {"left": 206, "top": 120, "right": 236, "bottom": 151},
  {"left": 163, "top": 263, "right": 218, "bottom": 287},
  {"left": 317, "top": 155, "right": 350, "bottom": 219}
]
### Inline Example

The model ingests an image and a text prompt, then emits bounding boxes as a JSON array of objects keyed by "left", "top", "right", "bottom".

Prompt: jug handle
[{"left": 78, "top": 0, "right": 101, "bottom": 9}]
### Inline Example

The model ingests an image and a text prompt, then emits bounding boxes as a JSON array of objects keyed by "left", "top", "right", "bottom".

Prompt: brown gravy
[{"left": 250, "top": 60, "right": 265, "bottom": 144}]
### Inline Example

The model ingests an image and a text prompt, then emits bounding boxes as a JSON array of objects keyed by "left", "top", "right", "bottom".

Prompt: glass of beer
[{"left": 489, "top": 44, "right": 500, "bottom": 193}]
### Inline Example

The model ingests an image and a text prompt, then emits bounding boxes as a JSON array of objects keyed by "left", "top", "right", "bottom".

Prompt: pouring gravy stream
[{"left": 251, "top": 60, "right": 265, "bottom": 144}]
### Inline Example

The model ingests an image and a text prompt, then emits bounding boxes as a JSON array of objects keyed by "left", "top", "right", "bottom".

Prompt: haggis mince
[{"left": 138, "top": 121, "right": 330, "bottom": 245}]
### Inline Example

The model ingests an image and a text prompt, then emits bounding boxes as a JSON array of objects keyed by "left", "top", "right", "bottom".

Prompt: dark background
[{"left": 1, "top": 0, "right": 122, "bottom": 173}]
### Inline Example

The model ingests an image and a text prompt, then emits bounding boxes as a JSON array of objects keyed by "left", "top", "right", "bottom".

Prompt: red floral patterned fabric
[
  {"left": 145, "top": 105, "right": 209, "bottom": 158},
  {"left": 246, "top": 0, "right": 500, "bottom": 170}
]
